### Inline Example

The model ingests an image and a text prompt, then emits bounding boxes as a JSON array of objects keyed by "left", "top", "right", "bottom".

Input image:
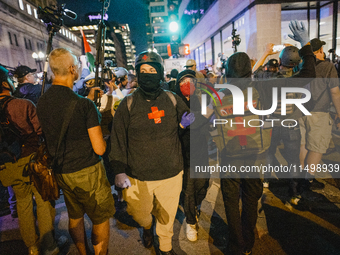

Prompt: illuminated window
[
  {"left": 27, "top": 4, "right": 32, "bottom": 15},
  {"left": 152, "top": 16, "right": 168, "bottom": 23},
  {"left": 150, "top": 6, "right": 165, "bottom": 13},
  {"left": 18, "top": 0, "right": 24, "bottom": 10}
]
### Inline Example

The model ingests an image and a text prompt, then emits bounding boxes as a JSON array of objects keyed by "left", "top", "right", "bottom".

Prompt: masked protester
[
  {"left": 204, "top": 20, "right": 316, "bottom": 255},
  {"left": 109, "top": 51, "right": 195, "bottom": 255},
  {"left": 175, "top": 70, "right": 210, "bottom": 242}
]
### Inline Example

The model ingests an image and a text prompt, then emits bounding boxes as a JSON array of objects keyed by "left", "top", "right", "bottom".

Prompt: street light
[
  {"left": 169, "top": 21, "right": 179, "bottom": 33},
  {"left": 32, "top": 51, "right": 45, "bottom": 71}
]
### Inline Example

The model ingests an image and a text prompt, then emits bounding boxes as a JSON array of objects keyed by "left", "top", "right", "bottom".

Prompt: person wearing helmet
[
  {"left": 278, "top": 45, "right": 301, "bottom": 77},
  {"left": 113, "top": 67, "right": 129, "bottom": 90},
  {"left": 252, "top": 43, "right": 282, "bottom": 80},
  {"left": 109, "top": 51, "right": 194, "bottom": 255},
  {"left": 184, "top": 59, "right": 205, "bottom": 79}
]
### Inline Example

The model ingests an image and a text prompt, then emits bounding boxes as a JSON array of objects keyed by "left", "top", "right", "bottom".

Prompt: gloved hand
[
  {"left": 115, "top": 173, "right": 131, "bottom": 189},
  {"left": 288, "top": 20, "right": 309, "bottom": 47},
  {"left": 181, "top": 112, "right": 195, "bottom": 128},
  {"left": 209, "top": 113, "right": 216, "bottom": 124}
]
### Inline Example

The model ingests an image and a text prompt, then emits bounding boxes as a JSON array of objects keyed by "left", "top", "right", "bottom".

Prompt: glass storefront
[
  {"left": 213, "top": 33, "right": 221, "bottom": 67},
  {"left": 205, "top": 39, "right": 213, "bottom": 66},
  {"left": 222, "top": 24, "right": 233, "bottom": 59},
  {"left": 199, "top": 44, "right": 205, "bottom": 70},
  {"left": 187, "top": 1, "right": 340, "bottom": 71}
]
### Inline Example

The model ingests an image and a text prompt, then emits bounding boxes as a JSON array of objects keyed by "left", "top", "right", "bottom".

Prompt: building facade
[
  {"left": 179, "top": 0, "right": 340, "bottom": 71},
  {"left": 113, "top": 24, "right": 136, "bottom": 69},
  {"left": 146, "top": 0, "right": 180, "bottom": 59},
  {"left": 0, "top": 0, "right": 83, "bottom": 71},
  {"left": 69, "top": 14, "right": 135, "bottom": 69}
]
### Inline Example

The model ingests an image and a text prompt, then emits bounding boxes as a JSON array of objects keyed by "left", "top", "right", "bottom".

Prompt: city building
[
  {"left": 0, "top": 0, "right": 83, "bottom": 71},
  {"left": 113, "top": 24, "right": 136, "bottom": 69},
  {"left": 179, "top": 0, "right": 340, "bottom": 70},
  {"left": 69, "top": 14, "right": 135, "bottom": 69},
  {"left": 146, "top": 0, "right": 180, "bottom": 59}
]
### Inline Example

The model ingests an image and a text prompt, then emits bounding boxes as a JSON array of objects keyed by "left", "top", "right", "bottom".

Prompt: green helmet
[
  {"left": 135, "top": 51, "right": 164, "bottom": 75},
  {"left": 279, "top": 46, "right": 301, "bottom": 67}
]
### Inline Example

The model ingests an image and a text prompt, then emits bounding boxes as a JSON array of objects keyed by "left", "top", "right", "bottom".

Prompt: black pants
[
  {"left": 221, "top": 178, "right": 263, "bottom": 255},
  {"left": 267, "top": 126, "right": 305, "bottom": 197},
  {"left": 183, "top": 168, "right": 209, "bottom": 225},
  {"left": 220, "top": 153, "right": 264, "bottom": 255}
]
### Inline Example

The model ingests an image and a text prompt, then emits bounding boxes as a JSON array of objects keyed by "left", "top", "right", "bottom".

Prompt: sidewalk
[{"left": 1, "top": 177, "right": 340, "bottom": 255}]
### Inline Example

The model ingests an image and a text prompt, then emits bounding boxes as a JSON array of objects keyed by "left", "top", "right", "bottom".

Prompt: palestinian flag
[{"left": 80, "top": 28, "right": 95, "bottom": 72}]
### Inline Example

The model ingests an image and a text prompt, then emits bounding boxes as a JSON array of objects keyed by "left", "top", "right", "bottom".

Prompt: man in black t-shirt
[{"left": 37, "top": 48, "right": 114, "bottom": 255}]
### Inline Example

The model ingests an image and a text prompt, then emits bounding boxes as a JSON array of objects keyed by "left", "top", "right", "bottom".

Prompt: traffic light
[
  {"left": 179, "top": 44, "right": 190, "bottom": 56},
  {"left": 167, "top": 43, "right": 179, "bottom": 57},
  {"left": 168, "top": 1, "right": 179, "bottom": 34},
  {"left": 168, "top": 43, "right": 190, "bottom": 57}
]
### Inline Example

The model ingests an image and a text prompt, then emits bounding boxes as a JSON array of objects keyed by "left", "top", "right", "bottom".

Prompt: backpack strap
[
  {"left": 127, "top": 94, "right": 133, "bottom": 112},
  {"left": 127, "top": 91, "right": 177, "bottom": 113},
  {"left": 165, "top": 91, "right": 177, "bottom": 107}
]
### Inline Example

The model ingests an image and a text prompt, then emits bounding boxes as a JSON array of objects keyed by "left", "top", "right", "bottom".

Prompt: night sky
[{"left": 57, "top": 0, "right": 148, "bottom": 54}]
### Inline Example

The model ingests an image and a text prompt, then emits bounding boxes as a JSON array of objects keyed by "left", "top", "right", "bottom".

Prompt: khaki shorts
[
  {"left": 299, "top": 112, "right": 333, "bottom": 154},
  {"left": 56, "top": 161, "right": 115, "bottom": 225}
]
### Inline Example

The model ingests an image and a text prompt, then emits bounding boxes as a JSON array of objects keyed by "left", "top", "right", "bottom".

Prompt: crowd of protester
[{"left": 0, "top": 20, "right": 340, "bottom": 255}]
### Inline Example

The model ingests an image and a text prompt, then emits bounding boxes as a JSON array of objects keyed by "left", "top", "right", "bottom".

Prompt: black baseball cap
[
  {"left": 13, "top": 65, "right": 36, "bottom": 78},
  {"left": 310, "top": 38, "right": 326, "bottom": 52},
  {"left": 265, "top": 59, "right": 279, "bottom": 68},
  {"left": 177, "top": 69, "right": 196, "bottom": 82}
]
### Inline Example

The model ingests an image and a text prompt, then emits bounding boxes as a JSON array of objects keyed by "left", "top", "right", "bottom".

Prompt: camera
[
  {"left": 232, "top": 29, "right": 241, "bottom": 47},
  {"left": 218, "top": 53, "right": 228, "bottom": 69}
]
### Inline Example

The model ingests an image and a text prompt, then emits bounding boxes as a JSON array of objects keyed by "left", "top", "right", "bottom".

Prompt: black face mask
[{"left": 138, "top": 73, "right": 161, "bottom": 92}]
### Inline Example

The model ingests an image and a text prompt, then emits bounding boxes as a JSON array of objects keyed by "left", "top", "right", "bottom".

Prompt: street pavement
[{"left": 1, "top": 148, "right": 340, "bottom": 254}]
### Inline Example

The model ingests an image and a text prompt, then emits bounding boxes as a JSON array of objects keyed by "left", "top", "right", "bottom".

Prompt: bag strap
[
  {"left": 165, "top": 91, "right": 177, "bottom": 107},
  {"left": 52, "top": 99, "right": 79, "bottom": 166},
  {"left": 127, "top": 94, "right": 133, "bottom": 112},
  {"left": 127, "top": 90, "right": 177, "bottom": 113}
]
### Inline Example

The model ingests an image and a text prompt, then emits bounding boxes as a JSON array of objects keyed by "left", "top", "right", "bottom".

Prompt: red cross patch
[
  {"left": 142, "top": 55, "right": 148, "bottom": 61},
  {"left": 148, "top": 107, "right": 164, "bottom": 124}
]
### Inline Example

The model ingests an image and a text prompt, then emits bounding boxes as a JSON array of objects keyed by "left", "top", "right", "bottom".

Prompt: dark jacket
[
  {"left": 13, "top": 83, "right": 51, "bottom": 105},
  {"left": 109, "top": 88, "right": 190, "bottom": 181},
  {"left": 175, "top": 80, "right": 210, "bottom": 168}
]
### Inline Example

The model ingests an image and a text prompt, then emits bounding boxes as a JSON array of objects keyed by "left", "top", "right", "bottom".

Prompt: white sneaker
[
  {"left": 290, "top": 195, "right": 301, "bottom": 206},
  {"left": 28, "top": 245, "right": 39, "bottom": 255},
  {"left": 263, "top": 181, "right": 269, "bottom": 188},
  {"left": 186, "top": 222, "right": 197, "bottom": 242}
]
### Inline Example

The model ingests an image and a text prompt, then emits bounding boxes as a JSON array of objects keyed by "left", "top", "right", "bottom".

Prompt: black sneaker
[
  {"left": 142, "top": 227, "right": 153, "bottom": 248},
  {"left": 309, "top": 179, "right": 325, "bottom": 190},
  {"left": 160, "top": 249, "right": 177, "bottom": 255}
]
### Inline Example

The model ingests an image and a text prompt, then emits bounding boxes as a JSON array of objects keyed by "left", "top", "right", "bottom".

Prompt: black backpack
[{"left": 0, "top": 96, "right": 22, "bottom": 164}]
